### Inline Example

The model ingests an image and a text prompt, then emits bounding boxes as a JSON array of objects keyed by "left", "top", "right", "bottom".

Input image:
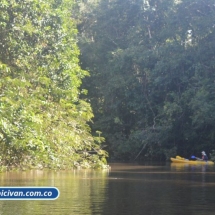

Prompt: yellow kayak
[{"left": 170, "top": 156, "right": 214, "bottom": 165}]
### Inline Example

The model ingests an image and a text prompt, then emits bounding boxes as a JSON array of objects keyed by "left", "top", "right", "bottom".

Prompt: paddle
[{"left": 191, "top": 156, "right": 202, "bottom": 161}]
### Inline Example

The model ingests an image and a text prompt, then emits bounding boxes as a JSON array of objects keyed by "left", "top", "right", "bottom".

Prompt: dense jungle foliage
[
  {"left": 0, "top": 0, "right": 108, "bottom": 170},
  {"left": 77, "top": 0, "right": 215, "bottom": 161}
]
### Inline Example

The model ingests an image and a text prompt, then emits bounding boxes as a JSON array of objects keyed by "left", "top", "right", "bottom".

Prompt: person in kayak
[{"left": 201, "top": 151, "right": 208, "bottom": 161}]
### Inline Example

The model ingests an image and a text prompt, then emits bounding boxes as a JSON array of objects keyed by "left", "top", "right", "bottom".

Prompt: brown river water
[{"left": 0, "top": 162, "right": 215, "bottom": 215}]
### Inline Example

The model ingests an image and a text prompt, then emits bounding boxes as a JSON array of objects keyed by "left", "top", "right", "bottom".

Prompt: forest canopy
[
  {"left": 77, "top": 0, "right": 215, "bottom": 161},
  {"left": 1, "top": 0, "right": 214, "bottom": 167}
]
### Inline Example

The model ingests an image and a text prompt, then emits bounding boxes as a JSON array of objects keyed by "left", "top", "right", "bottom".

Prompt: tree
[
  {"left": 0, "top": 0, "right": 107, "bottom": 170},
  {"left": 78, "top": 0, "right": 215, "bottom": 160}
]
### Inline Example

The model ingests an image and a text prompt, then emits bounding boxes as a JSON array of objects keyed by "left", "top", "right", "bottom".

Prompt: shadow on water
[{"left": 0, "top": 163, "right": 215, "bottom": 215}]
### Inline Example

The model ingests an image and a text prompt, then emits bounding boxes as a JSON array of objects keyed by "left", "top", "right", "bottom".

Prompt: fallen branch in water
[{"left": 134, "top": 142, "right": 148, "bottom": 161}]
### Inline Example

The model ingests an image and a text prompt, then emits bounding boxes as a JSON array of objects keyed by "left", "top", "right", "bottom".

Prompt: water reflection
[
  {"left": 0, "top": 170, "right": 109, "bottom": 215},
  {"left": 0, "top": 164, "right": 214, "bottom": 215},
  {"left": 170, "top": 163, "right": 214, "bottom": 172}
]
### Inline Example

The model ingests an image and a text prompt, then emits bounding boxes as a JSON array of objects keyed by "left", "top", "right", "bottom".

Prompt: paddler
[{"left": 201, "top": 151, "right": 208, "bottom": 161}]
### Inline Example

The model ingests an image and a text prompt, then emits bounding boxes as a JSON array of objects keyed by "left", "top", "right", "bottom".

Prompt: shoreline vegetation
[
  {"left": 0, "top": 0, "right": 108, "bottom": 171},
  {"left": 1, "top": 0, "right": 215, "bottom": 170},
  {"left": 0, "top": 162, "right": 111, "bottom": 172},
  {"left": 77, "top": 0, "right": 215, "bottom": 161}
]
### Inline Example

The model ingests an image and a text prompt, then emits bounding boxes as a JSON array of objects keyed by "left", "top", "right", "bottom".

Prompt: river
[{"left": 0, "top": 162, "right": 214, "bottom": 215}]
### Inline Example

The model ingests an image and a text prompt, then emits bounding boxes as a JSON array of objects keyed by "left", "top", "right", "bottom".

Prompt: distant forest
[{"left": 77, "top": 0, "right": 215, "bottom": 161}]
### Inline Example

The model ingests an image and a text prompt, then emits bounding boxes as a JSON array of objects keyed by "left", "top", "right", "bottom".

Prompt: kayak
[{"left": 170, "top": 156, "right": 214, "bottom": 165}]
